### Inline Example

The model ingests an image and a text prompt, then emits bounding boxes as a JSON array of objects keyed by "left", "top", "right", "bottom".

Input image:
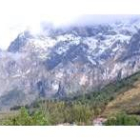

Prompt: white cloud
[{"left": 0, "top": 0, "right": 139, "bottom": 49}]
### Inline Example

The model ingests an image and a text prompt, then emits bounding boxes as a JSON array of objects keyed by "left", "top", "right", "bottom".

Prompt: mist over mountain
[
  {"left": 1, "top": 15, "right": 139, "bottom": 50},
  {"left": 0, "top": 15, "right": 140, "bottom": 110}
]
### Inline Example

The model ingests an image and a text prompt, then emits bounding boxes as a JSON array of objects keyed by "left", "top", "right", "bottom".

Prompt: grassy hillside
[{"left": 103, "top": 80, "right": 140, "bottom": 116}]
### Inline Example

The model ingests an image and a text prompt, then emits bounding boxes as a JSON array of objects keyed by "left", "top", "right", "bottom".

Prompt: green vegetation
[
  {"left": 32, "top": 100, "right": 94, "bottom": 125},
  {"left": 105, "top": 113, "right": 140, "bottom": 125},
  {"left": 2, "top": 102, "right": 94, "bottom": 125},
  {"left": 2, "top": 71, "right": 140, "bottom": 125},
  {"left": 3, "top": 107, "right": 50, "bottom": 125}
]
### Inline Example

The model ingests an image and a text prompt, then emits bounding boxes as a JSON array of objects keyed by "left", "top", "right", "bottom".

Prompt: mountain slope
[
  {"left": 1, "top": 16, "right": 140, "bottom": 109},
  {"left": 103, "top": 71, "right": 140, "bottom": 116}
]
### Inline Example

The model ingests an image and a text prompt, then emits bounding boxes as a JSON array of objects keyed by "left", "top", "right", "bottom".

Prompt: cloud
[{"left": 0, "top": 0, "right": 139, "bottom": 50}]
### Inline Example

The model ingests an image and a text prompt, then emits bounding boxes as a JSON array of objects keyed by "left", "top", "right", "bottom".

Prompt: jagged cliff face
[{"left": 0, "top": 17, "right": 140, "bottom": 109}]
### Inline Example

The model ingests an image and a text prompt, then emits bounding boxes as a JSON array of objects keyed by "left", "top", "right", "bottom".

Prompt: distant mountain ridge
[{"left": 0, "top": 16, "right": 140, "bottom": 109}]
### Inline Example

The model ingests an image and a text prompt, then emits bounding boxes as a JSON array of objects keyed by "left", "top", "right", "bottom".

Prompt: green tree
[{"left": 4, "top": 107, "right": 50, "bottom": 125}]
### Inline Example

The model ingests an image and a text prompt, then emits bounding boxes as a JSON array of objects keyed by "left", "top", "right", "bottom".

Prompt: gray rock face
[{"left": 1, "top": 17, "right": 140, "bottom": 109}]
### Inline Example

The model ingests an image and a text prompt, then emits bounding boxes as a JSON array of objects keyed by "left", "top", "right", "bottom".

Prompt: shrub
[
  {"left": 105, "top": 113, "right": 140, "bottom": 126},
  {"left": 4, "top": 107, "right": 50, "bottom": 125}
]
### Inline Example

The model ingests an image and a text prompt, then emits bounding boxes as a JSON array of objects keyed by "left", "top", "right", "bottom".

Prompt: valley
[{"left": 0, "top": 15, "right": 140, "bottom": 125}]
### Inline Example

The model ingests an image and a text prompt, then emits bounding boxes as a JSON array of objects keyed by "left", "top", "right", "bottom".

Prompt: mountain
[{"left": 0, "top": 16, "right": 140, "bottom": 110}]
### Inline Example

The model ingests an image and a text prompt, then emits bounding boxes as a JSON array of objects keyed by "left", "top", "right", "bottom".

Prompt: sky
[{"left": 0, "top": 0, "right": 140, "bottom": 50}]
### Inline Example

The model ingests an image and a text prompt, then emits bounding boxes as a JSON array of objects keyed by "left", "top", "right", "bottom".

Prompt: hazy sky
[{"left": 0, "top": 0, "right": 139, "bottom": 50}]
